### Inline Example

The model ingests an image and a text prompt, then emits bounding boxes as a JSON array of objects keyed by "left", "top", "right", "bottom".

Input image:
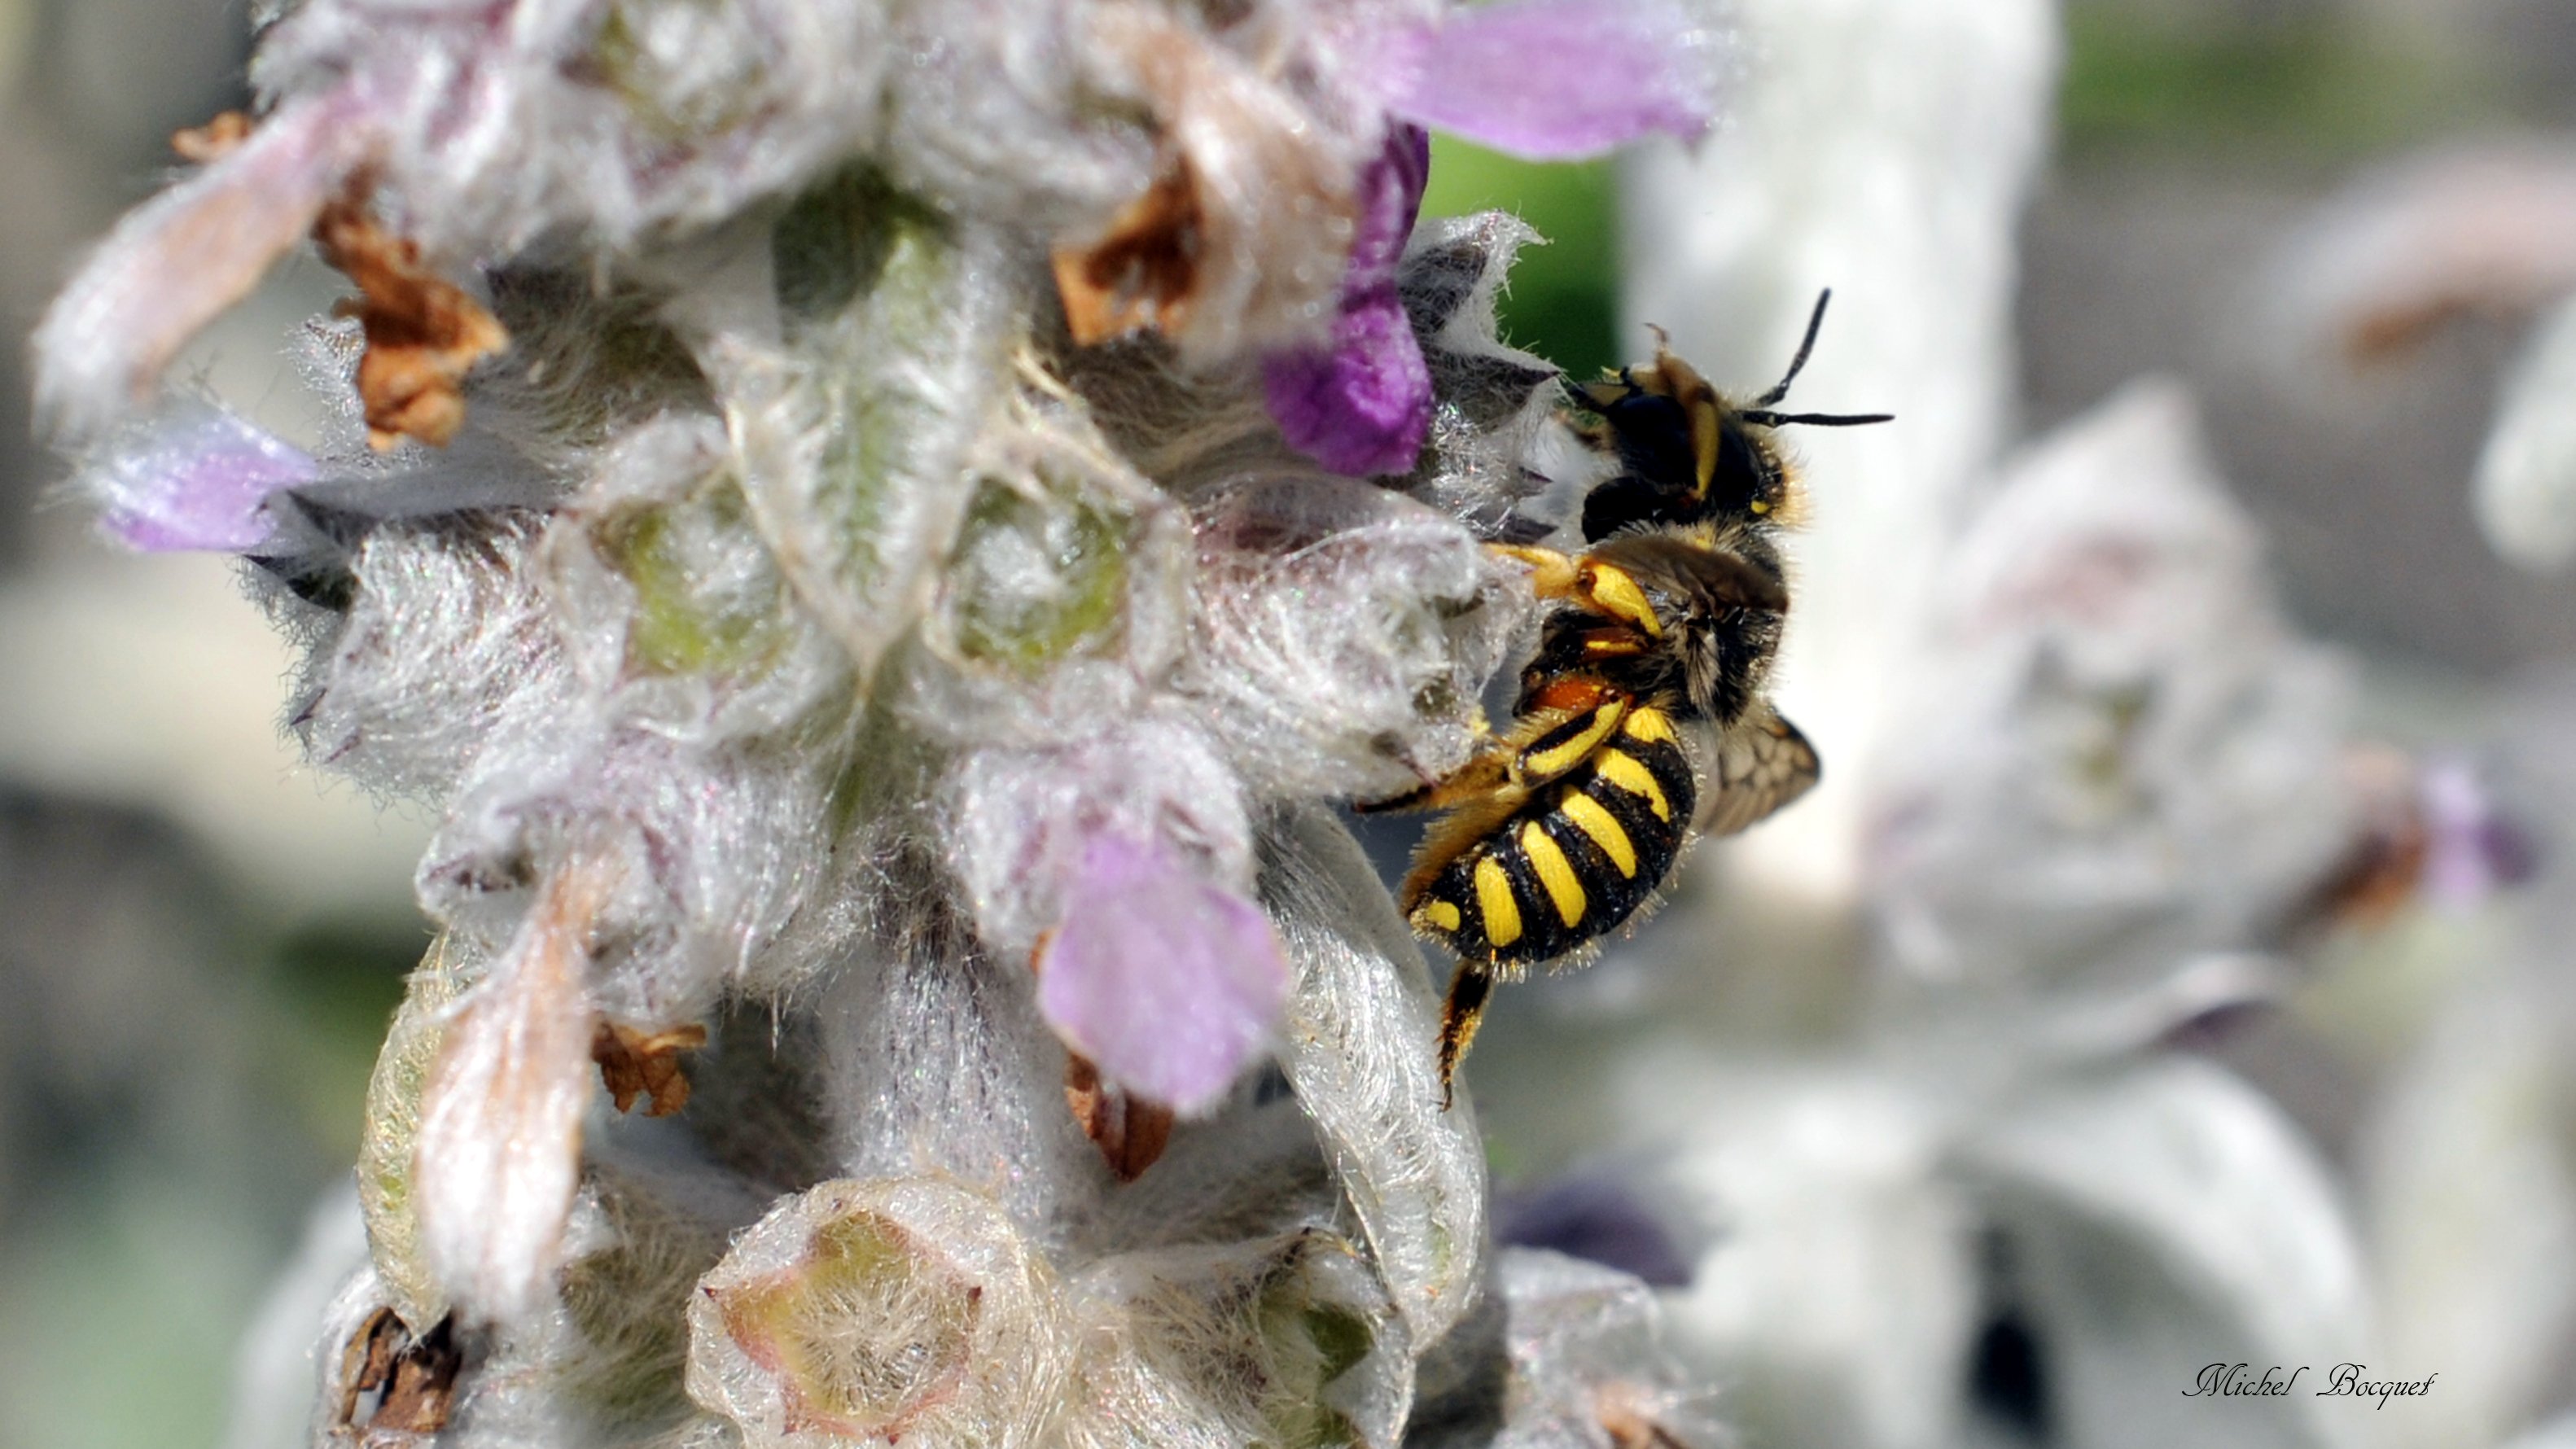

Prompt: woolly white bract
[{"left": 37, "top": 0, "right": 1733, "bottom": 1444}]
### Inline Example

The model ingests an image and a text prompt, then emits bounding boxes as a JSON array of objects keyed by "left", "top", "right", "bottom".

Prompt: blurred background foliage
[
  {"left": 1422, "top": 139, "right": 1623, "bottom": 381},
  {"left": 2057, "top": 2, "right": 2499, "bottom": 160},
  {"left": 4, "top": 0, "right": 2576, "bottom": 1446}
]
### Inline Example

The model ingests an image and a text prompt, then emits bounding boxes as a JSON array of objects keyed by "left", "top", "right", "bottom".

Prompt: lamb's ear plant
[{"left": 37, "top": 1, "right": 1736, "bottom": 1442}]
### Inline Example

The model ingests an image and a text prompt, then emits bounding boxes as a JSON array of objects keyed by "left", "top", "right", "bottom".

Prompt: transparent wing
[{"left": 1693, "top": 704, "right": 1820, "bottom": 837}]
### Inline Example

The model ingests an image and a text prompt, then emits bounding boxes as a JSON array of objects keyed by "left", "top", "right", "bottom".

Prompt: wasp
[{"left": 1369, "top": 291, "right": 1891, "bottom": 1096}]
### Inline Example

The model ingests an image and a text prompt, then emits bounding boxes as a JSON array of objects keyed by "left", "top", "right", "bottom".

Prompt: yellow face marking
[
  {"left": 1519, "top": 821, "right": 1586, "bottom": 927},
  {"left": 1419, "top": 899, "right": 1463, "bottom": 933},
  {"left": 1750, "top": 497, "right": 1771, "bottom": 514},
  {"left": 1623, "top": 707, "right": 1680, "bottom": 746},
  {"left": 1522, "top": 698, "right": 1631, "bottom": 780},
  {"left": 1473, "top": 857, "right": 1522, "bottom": 948},
  {"left": 1561, "top": 793, "right": 1639, "bottom": 878},
  {"left": 1596, "top": 749, "right": 1673, "bottom": 821},
  {"left": 1690, "top": 400, "right": 1720, "bottom": 497},
  {"left": 1579, "top": 563, "right": 1662, "bottom": 637}
]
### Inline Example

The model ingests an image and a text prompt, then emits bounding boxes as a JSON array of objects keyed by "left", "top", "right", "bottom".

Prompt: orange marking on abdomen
[{"left": 1529, "top": 676, "right": 1610, "bottom": 714}]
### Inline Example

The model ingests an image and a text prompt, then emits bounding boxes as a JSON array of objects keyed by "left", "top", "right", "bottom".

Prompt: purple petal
[
  {"left": 1348, "top": 124, "right": 1433, "bottom": 294},
  {"left": 1375, "top": 0, "right": 1716, "bottom": 160},
  {"left": 1036, "top": 834, "right": 1290, "bottom": 1117},
  {"left": 1264, "top": 288, "right": 1434, "bottom": 477},
  {"left": 2419, "top": 758, "right": 2540, "bottom": 906},
  {"left": 92, "top": 405, "right": 318, "bottom": 552},
  {"left": 1260, "top": 125, "right": 1436, "bottom": 477}
]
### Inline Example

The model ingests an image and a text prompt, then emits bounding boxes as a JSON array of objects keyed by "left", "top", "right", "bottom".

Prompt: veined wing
[{"left": 1693, "top": 703, "right": 1820, "bottom": 838}]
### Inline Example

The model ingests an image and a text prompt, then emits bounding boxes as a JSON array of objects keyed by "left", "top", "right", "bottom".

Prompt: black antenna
[
  {"left": 1755, "top": 288, "right": 1838, "bottom": 407},
  {"left": 1738, "top": 409, "right": 1895, "bottom": 428}
]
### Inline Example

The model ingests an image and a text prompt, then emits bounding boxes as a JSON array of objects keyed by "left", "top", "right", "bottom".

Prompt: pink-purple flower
[
  {"left": 1263, "top": 125, "right": 1435, "bottom": 478},
  {"left": 2418, "top": 757, "right": 2539, "bottom": 907},
  {"left": 90, "top": 405, "right": 318, "bottom": 553},
  {"left": 1264, "top": 0, "right": 1720, "bottom": 478},
  {"left": 1034, "top": 833, "right": 1290, "bottom": 1118}
]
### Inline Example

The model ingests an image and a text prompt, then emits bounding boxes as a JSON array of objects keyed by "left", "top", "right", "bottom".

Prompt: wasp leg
[
  {"left": 1353, "top": 783, "right": 1433, "bottom": 814},
  {"left": 1491, "top": 543, "right": 1582, "bottom": 597},
  {"left": 1353, "top": 747, "right": 1515, "bottom": 815},
  {"left": 1437, "top": 965, "right": 1495, "bottom": 1110},
  {"left": 1362, "top": 678, "right": 1620, "bottom": 816},
  {"left": 1491, "top": 544, "right": 1666, "bottom": 638}
]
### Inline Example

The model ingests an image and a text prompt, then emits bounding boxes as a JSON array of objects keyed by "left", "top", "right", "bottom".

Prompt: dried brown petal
[
  {"left": 2272, "top": 746, "right": 2429, "bottom": 940},
  {"left": 1063, "top": 1051, "right": 1175, "bottom": 1181},
  {"left": 313, "top": 195, "right": 510, "bottom": 450},
  {"left": 1597, "top": 1385, "right": 1696, "bottom": 1449},
  {"left": 335, "top": 1308, "right": 462, "bottom": 1437},
  {"left": 171, "top": 110, "right": 253, "bottom": 164},
  {"left": 1056, "top": 2, "right": 1356, "bottom": 361},
  {"left": 592, "top": 1020, "right": 709, "bottom": 1116},
  {"left": 1052, "top": 158, "right": 1203, "bottom": 346}
]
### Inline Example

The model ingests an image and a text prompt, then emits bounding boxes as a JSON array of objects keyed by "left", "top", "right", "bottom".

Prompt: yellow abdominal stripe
[
  {"left": 1473, "top": 857, "right": 1522, "bottom": 948},
  {"left": 1623, "top": 707, "right": 1679, "bottom": 745},
  {"left": 1596, "top": 749, "right": 1672, "bottom": 821},
  {"left": 1419, "top": 899, "right": 1462, "bottom": 932},
  {"left": 1560, "top": 792, "right": 1638, "bottom": 877},
  {"left": 1519, "top": 821, "right": 1586, "bottom": 926},
  {"left": 1522, "top": 700, "right": 1629, "bottom": 779}
]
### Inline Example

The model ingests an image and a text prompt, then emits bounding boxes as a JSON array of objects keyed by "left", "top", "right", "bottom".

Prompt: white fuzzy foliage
[
  {"left": 1411, "top": 1250, "right": 1724, "bottom": 1449},
  {"left": 1956, "top": 1057, "right": 2371, "bottom": 1449},
  {"left": 686, "top": 1177, "right": 1073, "bottom": 1448},
  {"left": 292, "top": 513, "right": 567, "bottom": 803},
  {"left": 1262, "top": 804, "right": 1491, "bottom": 1349},
  {"left": 1601, "top": 1021, "right": 2372, "bottom": 1449},
  {"left": 42, "top": 0, "right": 1746, "bottom": 1440},
  {"left": 250, "top": 0, "right": 902, "bottom": 257},
  {"left": 2477, "top": 293, "right": 2576, "bottom": 573},
  {"left": 1622, "top": 1052, "right": 1982, "bottom": 1449},
  {"left": 1488, "top": 1250, "right": 1724, "bottom": 1449},
  {"left": 1868, "top": 382, "right": 2359, "bottom": 1005},
  {"left": 949, "top": 716, "right": 1258, "bottom": 962},
  {"left": 2361, "top": 698, "right": 2576, "bottom": 1449},
  {"left": 1189, "top": 471, "right": 1524, "bottom": 799},
  {"left": 816, "top": 875, "right": 1117, "bottom": 1242},
  {"left": 688, "top": 201, "right": 1016, "bottom": 688},
  {"left": 35, "top": 0, "right": 1452, "bottom": 440},
  {"left": 1061, "top": 1231, "right": 1413, "bottom": 1449},
  {"left": 2371, "top": 975, "right": 2576, "bottom": 1449},
  {"left": 1395, "top": 213, "right": 1573, "bottom": 536},
  {"left": 427, "top": 1151, "right": 774, "bottom": 1447},
  {"left": 414, "top": 872, "right": 601, "bottom": 1325}
]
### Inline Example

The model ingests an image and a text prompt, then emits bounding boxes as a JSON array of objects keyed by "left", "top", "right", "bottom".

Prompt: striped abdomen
[{"left": 1408, "top": 707, "right": 1696, "bottom": 965}]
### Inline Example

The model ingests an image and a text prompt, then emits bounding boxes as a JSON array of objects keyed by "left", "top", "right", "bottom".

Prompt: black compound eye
[
  {"left": 1580, "top": 389, "right": 1702, "bottom": 542},
  {"left": 1704, "top": 419, "right": 1768, "bottom": 518},
  {"left": 1601, "top": 390, "right": 1696, "bottom": 485},
  {"left": 1580, "top": 474, "right": 1676, "bottom": 542}
]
